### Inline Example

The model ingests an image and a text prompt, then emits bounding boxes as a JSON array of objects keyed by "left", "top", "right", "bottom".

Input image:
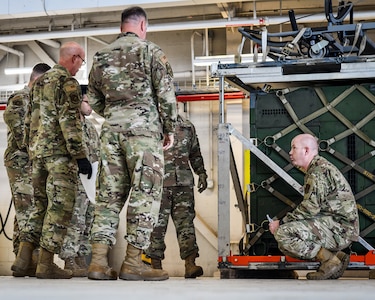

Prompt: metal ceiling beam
[
  {"left": 0, "top": 11, "right": 375, "bottom": 43},
  {"left": 37, "top": 39, "right": 61, "bottom": 48},
  {"left": 1, "top": 10, "right": 375, "bottom": 44},
  {"left": 0, "top": 0, "right": 249, "bottom": 19},
  {"left": 27, "top": 41, "right": 56, "bottom": 66}
]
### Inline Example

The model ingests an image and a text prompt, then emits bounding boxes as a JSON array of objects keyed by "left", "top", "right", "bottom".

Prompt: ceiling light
[{"left": 4, "top": 67, "right": 32, "bottom": 75}]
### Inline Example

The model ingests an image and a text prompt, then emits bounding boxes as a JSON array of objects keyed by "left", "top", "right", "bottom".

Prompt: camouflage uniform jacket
[
  {"left": 82, "top": 117, "right": 100, "bottom": 163},
  {"left": 3, "top": 86, "right": 29, "bottom": 167},
  {"left": 87, "top": 32, "right": 177, "bottom": 137},
  {"left": 26, "top": 65, "right": 87, "bottom": 160},
  {"left": 163, "top": 115, "right": 206, "bottom": 187},
  {"left": 282, "top": 155, "right": 359, "bottom": 242}
]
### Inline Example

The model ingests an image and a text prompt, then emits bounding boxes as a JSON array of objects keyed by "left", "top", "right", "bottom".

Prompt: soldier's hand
[
  {"left": 269, "top": 219, "right": 280, "bottom": 235},
  {"left": 77, "top": 157, "right": 92, "bottom": 179},
  {"left": 198, "top": 173, "right": 208, "bottom": 193},
  {"left": 163, "top": 133, "right": 174, "bottom": 150}
]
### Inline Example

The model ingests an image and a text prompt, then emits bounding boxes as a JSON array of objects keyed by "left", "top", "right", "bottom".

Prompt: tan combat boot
[
  {"left": 36, "top": 247, "right": 73, "bottom": 279},
  {"left": 184, "top": 253, "right": 203, "bottom": 278},
  {"left": 87, "top": 243, "right": 117, "bottom": 280},
  {"left": 329, "top": 251, "right": 350, "bottom": 279},
  {"left": 119, "top": 244, "right": 169, "bottom": 281},
  {"left": 151, "top": 258, "right": 162, "bottom": 270},
  {"left": 12, "top": 247, "right": 39, "bottom": 277},
  {"left": 75, "top": 255, "right": 88, "bottom": 269},
  {"left": 306, "top": 248, "right": 342, "bottom": 280},
  {"left": 11, "top": 241, "right": 35, "bottom": 275},
  {"left": 64, "top": 256, "right": 87, "bottom": 277}
]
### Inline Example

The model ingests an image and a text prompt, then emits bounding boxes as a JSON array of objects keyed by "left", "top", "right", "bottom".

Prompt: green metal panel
[{"left": 248, "top": 83, "right": 375, "bottom": 255}]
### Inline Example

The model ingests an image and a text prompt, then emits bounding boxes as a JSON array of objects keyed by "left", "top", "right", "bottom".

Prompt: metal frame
[
  {"left": 214, "top": 56, "right": 375, "bottom": 275},
  {"left": 211, "top": 56, "right": 375, "bottom": 90}
]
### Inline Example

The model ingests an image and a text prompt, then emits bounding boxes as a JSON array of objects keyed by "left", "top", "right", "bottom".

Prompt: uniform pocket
[{"left": 139, "top": 151, "right": 163, "bottom": 195}]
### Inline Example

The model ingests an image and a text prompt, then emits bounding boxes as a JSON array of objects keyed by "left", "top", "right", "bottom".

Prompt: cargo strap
[
  {"left": 272, "top": 85, "right": 353, "bottom": 142},
  {"left": 315, "top": 86, "right": 375, "bottom": 147},
  {"left": 253, "top": 84, "right": 375, "bottom": 251}
]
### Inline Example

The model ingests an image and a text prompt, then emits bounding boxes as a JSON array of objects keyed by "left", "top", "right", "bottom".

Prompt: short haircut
[
  {"left": 121, "top": 6, "right": 147, "bottom": 24},
  {"left": 30, "top": 63, "right": 51, "bottom": 81},
  {"left": 33, "top": 63, "right": 51, "bottom": 74}
]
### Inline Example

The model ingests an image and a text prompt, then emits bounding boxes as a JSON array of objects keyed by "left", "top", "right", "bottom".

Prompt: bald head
[
  {"left": 58, "top": 41, "right": 85, "bottom": 76},
  {"left": 289, "top": 133, "right": 319, "bottom": 171},
  {"left": 294, "top": 134, "right": 318, "bottom": 154}
]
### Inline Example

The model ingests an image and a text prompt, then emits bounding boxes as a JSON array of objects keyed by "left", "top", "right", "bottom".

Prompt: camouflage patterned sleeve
[
  {"left": 59, "top": 79, "right": 87, "bottom": 159},
  {"left": 23, "top": 100, "right": 31, "bottom": 152},
  {"left": 87, "top": 56, "right": 106, "bottom": 117},
  {"left": 4, "top": 90, "right": 28, "bottom": 150},
  {"left": 188, "top": 121, "right": 207, "bottom": 176},
  {"left": 151, "top": 47, "right": 177, "bottom": 135},
  {"left": 83, "top": 119, "right": 100, "bottom": 162},
  {"left": 284, "top": 173, "right": 323, "bottom": 222}
]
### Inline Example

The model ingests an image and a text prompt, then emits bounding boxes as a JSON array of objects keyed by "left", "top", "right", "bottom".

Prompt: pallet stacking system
[{"left": 212, "top": 55, "right": 375, "bottom": 278}]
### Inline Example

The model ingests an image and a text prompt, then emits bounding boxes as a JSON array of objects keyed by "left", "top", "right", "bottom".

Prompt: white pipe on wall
[{"left": 191, "top": 31, "right": 202, "bottom": 88}]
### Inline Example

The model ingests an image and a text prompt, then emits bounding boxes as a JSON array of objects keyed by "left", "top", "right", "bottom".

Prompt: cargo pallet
[{"left": 212, "top": 56, "right": 375, "bottom": 278}]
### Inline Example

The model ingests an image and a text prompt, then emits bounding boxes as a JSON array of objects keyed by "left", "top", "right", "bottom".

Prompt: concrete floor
[{"left": 1, "top": 275, "right": 375, "bottom": 300}]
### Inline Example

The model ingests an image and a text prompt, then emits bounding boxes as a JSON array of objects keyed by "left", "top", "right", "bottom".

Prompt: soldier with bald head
[
  {"left": 269, "top": 133, "right": 359, "bottom": 280},
  {"left": 11, "top": 41, "right": 92, "bottom": 279}
]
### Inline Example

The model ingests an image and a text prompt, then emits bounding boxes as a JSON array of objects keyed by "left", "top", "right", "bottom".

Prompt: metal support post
[
  {"left": 218, "top": 75, "right": 231, "bottom": 260},
  {"left": 219, "top": 75, "right": 225, "bottom": 124},
  {"left": 218, "top": 123, "right": 231, "bottom": 260}
]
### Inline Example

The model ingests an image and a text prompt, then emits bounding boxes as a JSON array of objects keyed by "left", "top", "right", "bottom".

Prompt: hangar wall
[{"left": 0, "top": 27, "right": 246, "bottom": 276}]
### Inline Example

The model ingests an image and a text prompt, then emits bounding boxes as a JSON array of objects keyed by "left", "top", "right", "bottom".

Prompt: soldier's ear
[{"left": 304, "top": 147, "right": 309, "bottom": 155}]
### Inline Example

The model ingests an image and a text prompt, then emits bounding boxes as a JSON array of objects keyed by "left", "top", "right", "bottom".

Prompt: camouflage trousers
[
  {"left": 90, "top": 130, "right": 164, "bottom": 250},
  {"left": 20, "top": 155, "right": 78, "bottom": 253},
  {"left": 274, "top": 218, "right": 353, "bottom": 260},
  {"left": 59, "top": 178, "right": 95, "bottom": 259},
  {"left": 5, "top": 158, "right": 33, "bottom": 255},
  {"left": 145, "top": 186, "right": 199, "bottom": 260}
]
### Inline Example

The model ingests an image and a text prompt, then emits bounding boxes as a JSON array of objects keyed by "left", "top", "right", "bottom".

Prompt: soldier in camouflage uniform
[
  {"left": 145, "top": 114, "right": 208, "bottom": 278},
  {"left": 4, "top": 63, "right": 51, "bottom": 277},
  {"left": 59, "top": 87, "right": 100, "bottom": 277},
  {"left": 11, "top": 41, "right": 92, "bottom": 279},
  {"left": 269, "top": 133, "right": 359, "bottom": 280},
  {"left": 87, "top": 6, "right": 177, "bottom": 281}
]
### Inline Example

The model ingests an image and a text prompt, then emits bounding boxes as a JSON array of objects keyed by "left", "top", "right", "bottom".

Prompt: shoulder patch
[
  {"left": 65, "top": 84, "right": 78, "bottom": 93},
  {"left": 70, "top": 93, "right": 80, "bottom": 105},
  {"left": 160, "top": 55, "right": 168, "bottom": 65},
  {"left": 304, "top": 177, "right": 315, "bottom": 197}
]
